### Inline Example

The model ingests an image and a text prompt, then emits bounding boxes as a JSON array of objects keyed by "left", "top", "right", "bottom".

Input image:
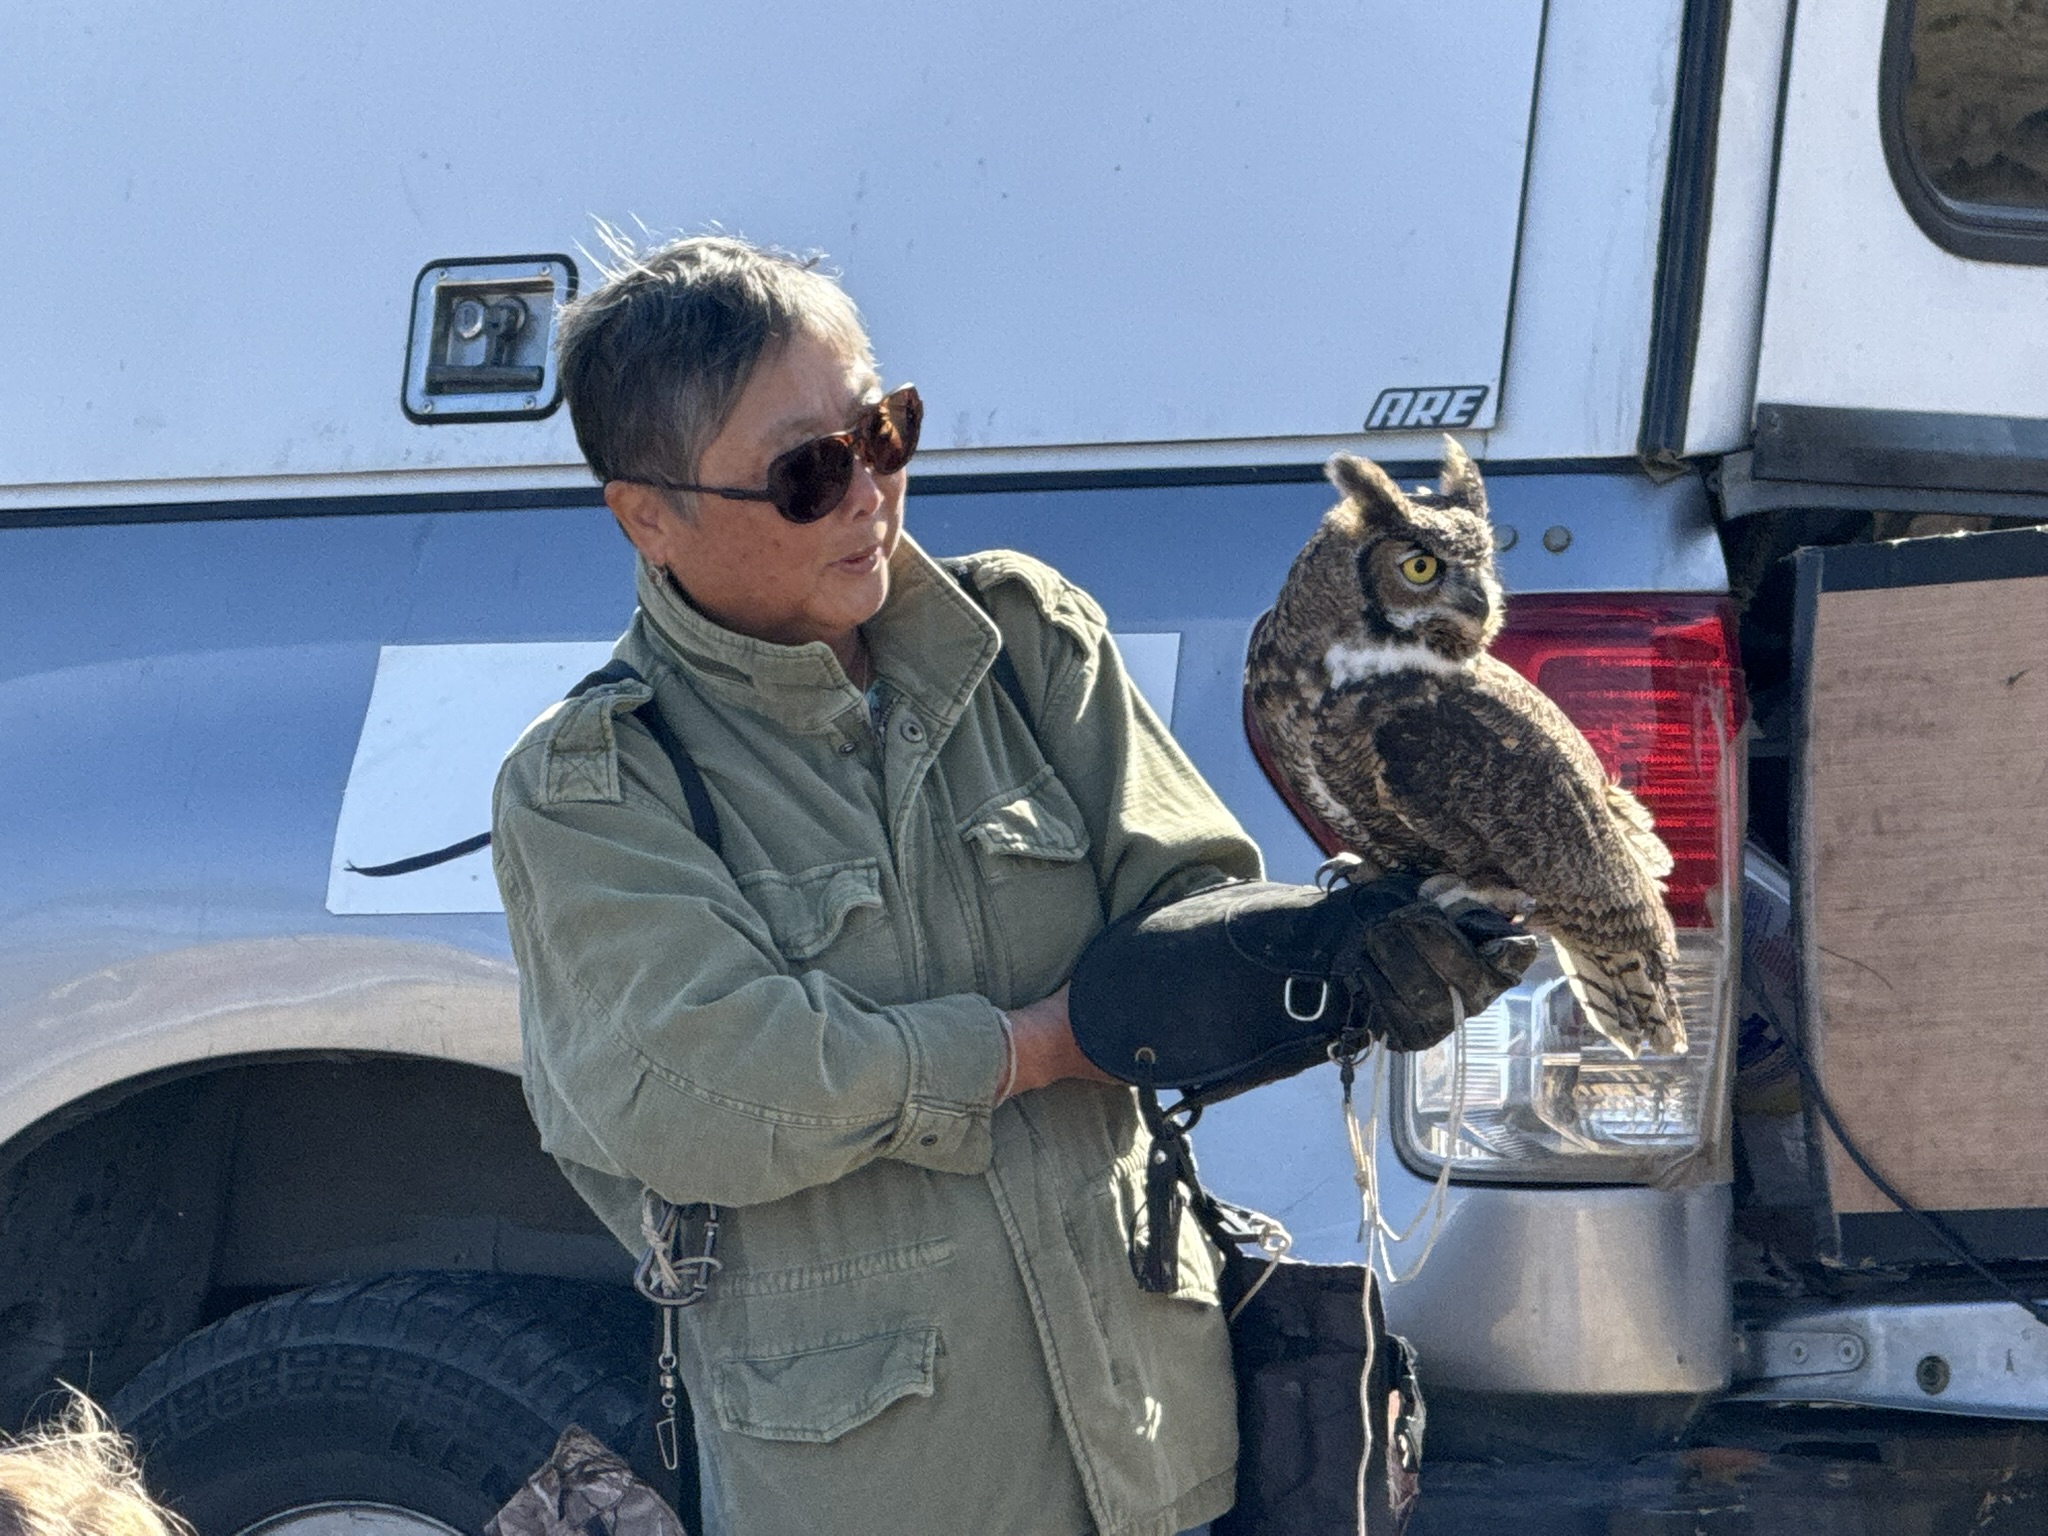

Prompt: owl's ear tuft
[
  {"left": 1437, "top": 435, "right": 1488, "bottom": 516},
  {"left": 1325, "top": 453, "right": 1407, "bottom": 520}
]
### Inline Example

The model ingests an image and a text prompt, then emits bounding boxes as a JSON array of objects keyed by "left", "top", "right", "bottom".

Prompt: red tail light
[
  {"left": 1491, "top": 596, "right": 1744, "bottom": 926},
  {"left": 1246, "top": 595, "right": 1746, "bottom": 929}
]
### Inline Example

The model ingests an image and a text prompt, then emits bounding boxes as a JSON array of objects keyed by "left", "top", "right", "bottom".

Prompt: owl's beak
[{"left": 1447, "top": 582, "right": 1492, "bottom": 622}]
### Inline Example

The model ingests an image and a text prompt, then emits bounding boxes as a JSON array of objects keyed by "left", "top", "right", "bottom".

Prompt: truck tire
[{"left": 110, "top": 1272, "right": 661, "bottom": 1536}]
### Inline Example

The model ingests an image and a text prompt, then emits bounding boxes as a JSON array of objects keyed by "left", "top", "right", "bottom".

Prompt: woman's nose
[{"left": 839, "top": 456, "right": 885, "bottom": 519}]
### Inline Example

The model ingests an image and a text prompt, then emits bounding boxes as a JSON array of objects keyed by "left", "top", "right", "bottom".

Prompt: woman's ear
[{"left": 605, "top": 480, "right": 684, "bottom": 567}]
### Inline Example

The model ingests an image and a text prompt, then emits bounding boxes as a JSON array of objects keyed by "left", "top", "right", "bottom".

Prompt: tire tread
[{"left": 110, "top": 1273, "right": 653, "bottom": 1536}]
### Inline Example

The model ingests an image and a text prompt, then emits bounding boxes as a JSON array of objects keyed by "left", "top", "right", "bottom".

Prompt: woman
[{"left": 492, "top": 235, "right": 1260, "bottom": 1536}]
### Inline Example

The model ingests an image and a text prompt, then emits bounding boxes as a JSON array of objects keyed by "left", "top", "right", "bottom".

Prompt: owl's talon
[{"left": 1315, "top": 852, "right": 1375, "bottom": 891}]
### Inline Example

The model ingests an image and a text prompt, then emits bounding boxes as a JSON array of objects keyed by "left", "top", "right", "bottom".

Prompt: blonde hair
[{"left": 0, "top": 1392, "right": 186, "bottom": 1536}]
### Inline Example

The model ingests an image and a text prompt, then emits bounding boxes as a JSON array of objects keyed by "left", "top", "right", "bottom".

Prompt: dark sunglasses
[{"left": 631, "top": 384, "right": 923, "bottom": 525}]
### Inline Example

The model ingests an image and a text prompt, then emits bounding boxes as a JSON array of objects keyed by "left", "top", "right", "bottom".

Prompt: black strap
[
  {"left": 345, "top": 660, "right": 719, "bottom": 876},
  {"left": 1134, "top": 1085, "right": 1198, "bottom": 1292},
  {"left": 590, "top": 662, "right": 723, "bottom": 860},
  {"left": 945, "top": 559, "right": 1034, "bottom": 733}
]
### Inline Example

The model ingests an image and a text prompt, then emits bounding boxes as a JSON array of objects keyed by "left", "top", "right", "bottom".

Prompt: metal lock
[{"left": 402, "top": 255, "right": 576, "bottom": 422}]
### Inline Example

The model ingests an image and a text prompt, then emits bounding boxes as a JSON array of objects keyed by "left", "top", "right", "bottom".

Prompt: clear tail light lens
[{"left": 1247, "top": 594, "right": 1747, "bottom": 1184}]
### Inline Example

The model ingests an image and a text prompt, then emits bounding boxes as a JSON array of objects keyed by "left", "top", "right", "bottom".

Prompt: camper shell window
[{"left": 1881, "top": 0, "right": 2048, "bottom": 264}]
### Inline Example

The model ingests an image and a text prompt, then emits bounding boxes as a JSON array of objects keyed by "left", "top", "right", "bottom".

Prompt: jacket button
[
  {"left": 918, "top": 1133, "right": 939, "bottom": 1147},
  {"left": 836, "top": 740, "right": 857, "bottom": 756},
  {"left": 900, "top": 716, "right": 925, "bottom": 743}
]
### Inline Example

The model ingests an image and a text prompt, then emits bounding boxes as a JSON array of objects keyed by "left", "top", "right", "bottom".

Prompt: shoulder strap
[
  {"left": 944, "top": 559, "right": 1035, "bottom": 734},
  {"left": 346, "top": 660, "right": 719, "bottom": 878},
  {"left": 569, "top": 661, "right": 722, "bottom": 857}
]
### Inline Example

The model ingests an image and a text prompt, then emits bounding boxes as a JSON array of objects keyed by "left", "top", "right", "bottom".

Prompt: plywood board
[{"left": 1802, "top": 573, "right": 2048, "bottom": 1215}]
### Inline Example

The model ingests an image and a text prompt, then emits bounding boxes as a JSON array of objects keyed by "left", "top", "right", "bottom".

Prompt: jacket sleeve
[
  {"left": 492, "top": 723, "right": 1010, "bottom": 1212},
  {"left": 976, "top": 560, "right": 1265, "bottom": 923}
]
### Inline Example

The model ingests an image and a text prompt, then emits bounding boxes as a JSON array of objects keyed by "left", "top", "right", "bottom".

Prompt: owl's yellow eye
[{"left": 1398, "top": 551, "right": 1441, "bottom": 585}]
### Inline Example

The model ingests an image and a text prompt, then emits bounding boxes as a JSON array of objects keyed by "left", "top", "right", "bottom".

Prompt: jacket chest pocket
[
  {"left": 958, "top": 767, "right": 1103, "bottom": 992},
  {"left": 736, "top": 859, "right": 898, "bottom": 989}
]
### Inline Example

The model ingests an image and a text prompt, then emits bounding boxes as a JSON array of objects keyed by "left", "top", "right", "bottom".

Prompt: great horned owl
[{"left": 1247, "top": 439, "right": 1684, "bottom": 1056}]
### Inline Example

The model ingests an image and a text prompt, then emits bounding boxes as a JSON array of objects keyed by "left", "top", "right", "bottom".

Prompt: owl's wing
[
  {"left": 1603, "top": 779, "right": 1675, "bottom": 880},
  {"left": 1345, "top": 681, "right": 1687, "bottom": 1052},
  {"left": 1351, "top": 681, "right": 1672, "bottom": 954}
]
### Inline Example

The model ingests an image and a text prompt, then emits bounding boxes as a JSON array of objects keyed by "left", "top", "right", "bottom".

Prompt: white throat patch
[{"left": 1323, "top": 639, "right": 1472, "bottom": 687}]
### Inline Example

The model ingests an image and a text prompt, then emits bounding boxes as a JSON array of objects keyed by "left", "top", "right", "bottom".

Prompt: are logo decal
[{"left": 1364, "top": 385, "right": 1490, "bottom": 431}]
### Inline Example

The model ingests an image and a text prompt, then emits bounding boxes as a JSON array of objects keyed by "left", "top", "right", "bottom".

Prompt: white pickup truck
[{"left": 2, "top": 2, "right": 2044, "bottom": 1531}]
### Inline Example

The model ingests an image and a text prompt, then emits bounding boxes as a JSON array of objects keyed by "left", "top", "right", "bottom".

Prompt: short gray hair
[{"left": 556, "top": 231, "right": 872, "bottom": 487}]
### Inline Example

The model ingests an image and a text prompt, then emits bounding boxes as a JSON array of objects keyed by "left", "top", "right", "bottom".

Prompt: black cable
[{"left": 1764, "top": 1003, "right": 2048, "bottom": 1330}]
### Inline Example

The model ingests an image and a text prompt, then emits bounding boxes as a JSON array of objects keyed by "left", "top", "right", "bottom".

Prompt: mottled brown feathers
[{"left": 1248, "top": 439, "right": 1684, "bottom": 1055}]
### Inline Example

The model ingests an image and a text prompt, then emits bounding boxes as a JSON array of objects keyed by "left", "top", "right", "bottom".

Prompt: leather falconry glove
[{"left": 1068, "top": 873, "right": 1538, "bottom": 1108}]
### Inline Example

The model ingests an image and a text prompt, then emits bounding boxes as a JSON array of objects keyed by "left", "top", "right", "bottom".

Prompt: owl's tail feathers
[{"left": 1553, "top": 939, "right": 1687, "bottom": 1059}]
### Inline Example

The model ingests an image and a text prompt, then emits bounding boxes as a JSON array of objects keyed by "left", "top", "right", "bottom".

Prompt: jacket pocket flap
[
  {"left": 711, "top": 1325, "right": 940, "bottom": 1444},
  {"left": 736, "top": 860, "right": 885, "bottom": 962},
  {"left": 960, "top": 767, "right": 1091, "bottom": 864}
]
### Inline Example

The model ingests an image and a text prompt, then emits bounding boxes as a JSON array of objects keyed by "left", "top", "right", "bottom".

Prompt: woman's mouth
[{"left": 831, "top": 545, "right": 882, "bottom": 572}]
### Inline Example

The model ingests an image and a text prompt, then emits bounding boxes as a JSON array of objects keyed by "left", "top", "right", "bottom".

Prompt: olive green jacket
[{"left": 492, "top": 538, "right": 1262, "bottom": 1536}]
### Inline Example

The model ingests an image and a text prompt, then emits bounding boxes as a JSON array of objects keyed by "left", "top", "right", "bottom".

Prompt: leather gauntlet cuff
[{"left": 1069, "top": 875, "right": 1538, "bottom": 1107}]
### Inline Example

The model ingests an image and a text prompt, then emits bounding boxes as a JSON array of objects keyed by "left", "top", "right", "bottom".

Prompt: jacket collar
[{"left": 631, "top": 534, "right": 1003, "bottom": 739}]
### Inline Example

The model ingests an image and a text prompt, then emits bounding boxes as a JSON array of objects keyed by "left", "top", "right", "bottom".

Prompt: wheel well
[{"left": 0, "top": 1056, "right": 625, "bottom": 1428}]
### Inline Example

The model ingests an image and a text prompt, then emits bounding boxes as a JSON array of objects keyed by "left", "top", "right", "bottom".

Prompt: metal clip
[
  {"left": 1226, "top": 1214, "right": 1295, "bottom": 1325},
  {"left": 636, "top": 1199, "right": 722, "bottom": 1474},
  {"left": 635, "top": 1199, "right": 722, "bottom": 1309},
  {"left": 654, "top": 1304, "right": 683, "bottom": 1472}
]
